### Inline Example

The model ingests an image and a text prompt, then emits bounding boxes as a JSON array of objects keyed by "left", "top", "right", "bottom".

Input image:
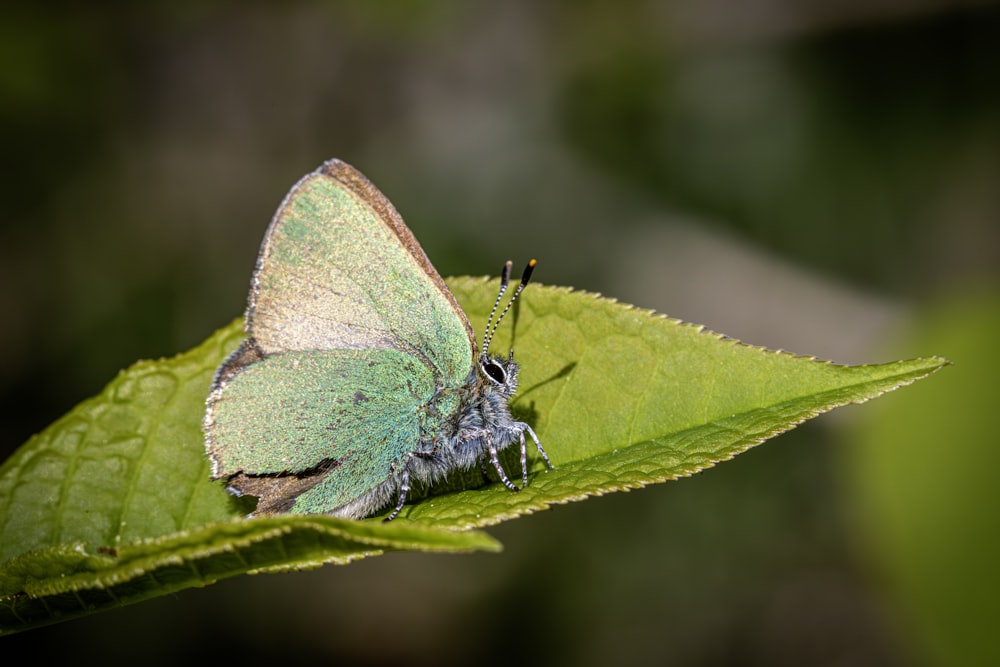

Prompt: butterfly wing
[
  {"left": 204, "top": 160, "right": 475, "bottom": 515},
  {"left": 248, "top": 159, "right": 473, "bottom": 375},
  {"left": 207, "top": 348, "right": 433, "bottom": 513}
]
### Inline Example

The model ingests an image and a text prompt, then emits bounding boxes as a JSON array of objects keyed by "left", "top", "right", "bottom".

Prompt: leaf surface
[{"left": 0, "top": 278, "right": 948, "bottom": 633}]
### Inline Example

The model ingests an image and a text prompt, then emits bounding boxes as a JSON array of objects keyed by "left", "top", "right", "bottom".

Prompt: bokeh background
[{"left": 2, "top": 2, "right": 997, "bottom": 665}]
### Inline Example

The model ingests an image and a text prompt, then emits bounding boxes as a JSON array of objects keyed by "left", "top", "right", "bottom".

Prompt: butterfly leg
[
  {"left": 518, "top": 423, "right": 554, "bottom": 471},
  {"left": 384, "top": 449, "right": 444, "bottom": 522},
  {"left": 517, "top": 430, "right": 529, "bottom": 489},
  {"left": 383, "top": 451, "right": 425, "bottom": 522},
  {"left": 488, "top": 440, "right": 520, "bottom": 492},
  {"left": 384, "top": 463, "right": 411, "bottom": 522}
]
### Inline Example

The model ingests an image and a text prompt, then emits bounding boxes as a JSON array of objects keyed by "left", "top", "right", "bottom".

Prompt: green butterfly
[{"left": 204, "top": 159, "right": 552, "bottom": 520}]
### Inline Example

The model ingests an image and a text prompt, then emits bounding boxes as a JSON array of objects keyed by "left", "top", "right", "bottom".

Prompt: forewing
[{"left": 247, "top": 159, "right": 474, "bottom": 387}]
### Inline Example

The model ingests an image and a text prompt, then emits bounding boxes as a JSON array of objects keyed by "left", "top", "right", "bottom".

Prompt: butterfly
[{"left": 203, "top": 159, "right": 552, "bottom": 521}]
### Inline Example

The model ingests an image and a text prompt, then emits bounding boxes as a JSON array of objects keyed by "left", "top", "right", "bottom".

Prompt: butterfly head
[{"left": 479, "top": 349, "right": 519, "bottom": 398}]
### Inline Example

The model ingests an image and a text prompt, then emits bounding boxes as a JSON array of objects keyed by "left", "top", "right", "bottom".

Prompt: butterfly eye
[{"left": 482, "top": 359, "right": 507, "bottom": 385}]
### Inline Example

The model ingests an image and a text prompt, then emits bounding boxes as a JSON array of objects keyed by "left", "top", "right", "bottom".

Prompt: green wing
[
  {"left": 204, "top": 160, "right": 474, "bottom": 514},
  {"left": 247, "top": 159, "right": 474, "bottom": 386},
  {"left": 208, "top": 348, "right": 432, "bottom": 480}
]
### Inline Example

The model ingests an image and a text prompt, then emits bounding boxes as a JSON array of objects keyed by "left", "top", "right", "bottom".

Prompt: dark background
[{"left": 2, "top": 2, "right": 997, "bottom": 665}]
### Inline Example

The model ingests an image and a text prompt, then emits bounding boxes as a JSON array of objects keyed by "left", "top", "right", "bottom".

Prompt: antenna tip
[
  {"left": 520, "top": 258, "right": 537, "bottom": 285},
  {"left": 500, "top": 260, "right": 513, "bottom": 282}
]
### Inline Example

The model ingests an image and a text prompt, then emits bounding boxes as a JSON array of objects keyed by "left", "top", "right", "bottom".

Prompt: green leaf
[{"left": 0, "top": 277, "right": 947, "bottom": 634}]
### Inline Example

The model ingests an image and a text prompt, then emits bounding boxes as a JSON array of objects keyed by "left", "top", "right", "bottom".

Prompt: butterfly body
[{"left": 203, "top": 159, "right": 550, "bottom": 520}]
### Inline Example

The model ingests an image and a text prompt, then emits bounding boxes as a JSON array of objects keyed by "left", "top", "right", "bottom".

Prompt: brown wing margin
[{"left": 317, "top": 158, "right": 477, "bottom": 351}]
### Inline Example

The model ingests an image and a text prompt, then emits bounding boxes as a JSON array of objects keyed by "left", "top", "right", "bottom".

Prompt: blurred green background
[{"left": 2, "top": 2, "right": 997, "bottom": 665}]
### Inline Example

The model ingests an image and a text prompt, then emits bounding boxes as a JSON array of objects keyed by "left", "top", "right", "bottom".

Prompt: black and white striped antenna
[{"left": 482, "top": 259, "right": 536, "bottom": 355}]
